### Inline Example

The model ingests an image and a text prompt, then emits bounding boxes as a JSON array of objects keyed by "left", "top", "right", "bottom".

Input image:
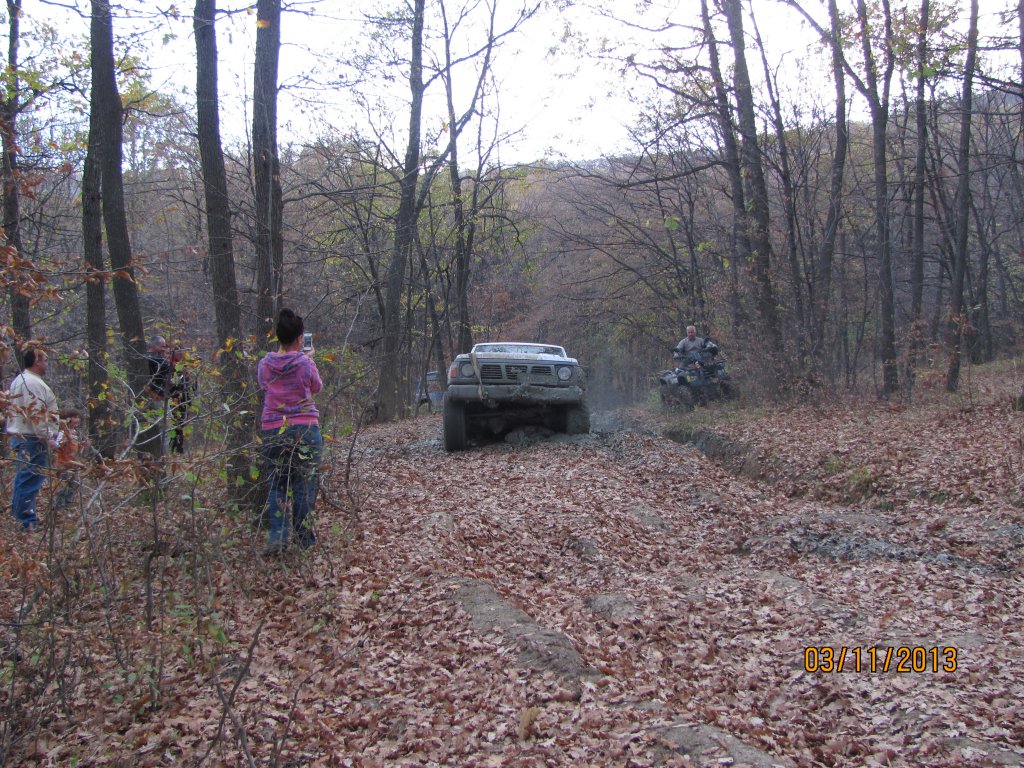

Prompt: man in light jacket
[
  {"left": 6, "top": 349, "right": 59, "bottom": 530},
  {"left": 674, "top": 325, "right": 714, "bottom": 357}
]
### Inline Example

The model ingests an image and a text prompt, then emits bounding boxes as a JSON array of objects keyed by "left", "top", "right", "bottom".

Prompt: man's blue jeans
[
  {"left": 261, "top": 424, "right": 322, "bottom": 547},
  {"left": 11, "top": 435, "right": 48, "bottom": 529}
]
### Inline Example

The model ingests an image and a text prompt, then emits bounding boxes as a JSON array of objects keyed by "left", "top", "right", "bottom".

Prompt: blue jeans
[
  {"left": 11, "top": 435, "right": 48, "bottom": 529},
  {"left": 261, "top": 424, "right": 322, "bottom": 546}
]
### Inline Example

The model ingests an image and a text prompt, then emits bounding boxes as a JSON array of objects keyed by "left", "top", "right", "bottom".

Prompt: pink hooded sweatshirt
[{"left": 258, "top": 351, "right": 323, "bottom": 430}]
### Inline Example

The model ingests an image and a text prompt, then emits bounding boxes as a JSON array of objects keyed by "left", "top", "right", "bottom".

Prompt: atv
[{"left": 658, "top": 344, "right": 737, "bottom": 410}]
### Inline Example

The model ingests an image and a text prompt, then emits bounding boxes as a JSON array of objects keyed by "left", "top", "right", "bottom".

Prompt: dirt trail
[{"left": 313, "top": 412, "right": 1023, "bottom": 766}]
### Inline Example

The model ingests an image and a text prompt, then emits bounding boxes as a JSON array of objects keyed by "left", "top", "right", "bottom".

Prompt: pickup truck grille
[{"left": 478, "top": 362, "right": 559, "bottom": 384}]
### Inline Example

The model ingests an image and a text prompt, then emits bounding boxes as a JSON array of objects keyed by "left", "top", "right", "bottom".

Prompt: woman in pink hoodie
[{"left": 258, "top": 308, "right": 323, "bottom": 555}]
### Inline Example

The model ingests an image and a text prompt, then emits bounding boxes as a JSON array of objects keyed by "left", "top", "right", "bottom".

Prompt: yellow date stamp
[{"left": 803, "top": 646, "right": 958, "bottom": 673}]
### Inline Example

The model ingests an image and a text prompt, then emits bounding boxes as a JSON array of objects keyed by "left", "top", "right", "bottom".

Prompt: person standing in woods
[
  {"left": 6, "top": 349, "right": 59, "bottom": 530},
  {"left": 258, "top": 309, "right": 324, "bottom": 556},
  {"left": 168, "top": 347, "right": 194, "bottom": 454},
  {"left": 54, "top": 406, "right": 87, "bottom": 508},
  {"left": 138, "top": 335, "right": 172, "bottom": 455}
]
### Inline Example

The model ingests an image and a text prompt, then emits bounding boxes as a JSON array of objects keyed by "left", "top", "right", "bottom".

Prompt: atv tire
[{"left": 662, "top": 384, "right": 694, "bottom": 411}]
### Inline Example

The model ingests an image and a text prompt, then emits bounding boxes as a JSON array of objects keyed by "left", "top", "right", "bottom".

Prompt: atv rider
[{"left": 674, "top": 325, "right": 719, "bottom": 362}]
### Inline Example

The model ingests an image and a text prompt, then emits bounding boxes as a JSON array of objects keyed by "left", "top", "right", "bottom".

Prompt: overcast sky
[
  {"left": 34, "top": 0, "right": 1014, "bottom": 164},
  {"left": 135, "top": 0, "right": 685, "bottom": 162}
]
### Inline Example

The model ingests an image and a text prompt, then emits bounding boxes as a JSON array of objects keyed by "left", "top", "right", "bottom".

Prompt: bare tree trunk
[
  {"left": 438, "top": 0, "right": 527, "bottom": 354},
  {"left": 377, "top": 0, "right": 425, "bottom": 422},
  {"left": 971, "top": 202, "right": 992, "bottom": 362},
  {"left": 945, "top": 0, "right": 979, "bottom": 392},
  {"left": 90, "top": 0, "right": 150, "bottom": 413},
  {"left": 82, "top": 110, "right": 115, "bottom": 457},
  {"left": 750, "top": 4, "right": 806, "bottom": 363},
  {"left": 701, "top": 0, "right": 748, "bottom": 330},
  {"left": 906, "top": 0, "right": 930, "bottom": 393},
  {"left": 443, "top": 11, "right": 475, "bottom": 356},
  {"left": 853, "top": 0, "right": 899, "bottom": 395},
  {"left": 195, "top": 0, "right": 255, "bottom": 497},
  {"left": 252, "top": 0, "right": 283, "bottom": 341},
  {"left": 722, "top": 0, "right": 781, "bottom": 353},
  {"left": 782, "top": 0, "right": 896, "bottom": 390},
  {"left": 2, "top": 0, "right": 31, "bottom": 362},
  {"left": 415, "top": 241, "right": 449, "bottom": 391},
  {"left": 446, "top": 135, "right": 473, "bottom": 357},
  {"left": 813, "top": 0, "right": 849, "bottom": 376}
]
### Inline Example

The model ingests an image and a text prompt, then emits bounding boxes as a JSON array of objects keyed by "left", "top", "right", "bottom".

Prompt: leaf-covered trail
[
  {"left": 8, "top": 388, "right": 1023, "bottom": 767},
  {"left": 290, "top": 408, "right": 1022, "bottom": 767}
]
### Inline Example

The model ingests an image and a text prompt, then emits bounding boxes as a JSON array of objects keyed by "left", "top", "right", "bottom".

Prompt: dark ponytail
[{"left": 275, "top": 309, "right": 304, "bottom": 346}]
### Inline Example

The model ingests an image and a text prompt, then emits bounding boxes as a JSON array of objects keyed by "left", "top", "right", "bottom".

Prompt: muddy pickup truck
[{"left": 442, "top": 342, "right": 590, "bottom": 452}]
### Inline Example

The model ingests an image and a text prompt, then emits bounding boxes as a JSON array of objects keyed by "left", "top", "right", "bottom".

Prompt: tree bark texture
[
  {"left": 750, "top": 6, "right": 806, "bottom": 363},
  {"left": 252, "top": 0, "right": 283, "bottom": 342},
  {"left": 944, "top": 0, "right": 979, "bottom": 392},
  {"left": 82, "top": 115, "right": 115, "bottom": 457},
  {"left": 812, "top": 0, "right": 849, "bottom": 372},
  {"left": 2, "top": 0, "right": 32, "bottom": 361},
  {"left": 377, "top": 0, "right": 425, "bottom": 422},
  {"left": 722, "top": 0, "right": 782, "bottom": 355},
  {"left": 195, "top": 0, "right": 257, "bottom": 501},
  {"left": 447, "top": 82, "right": 473, "bottom": 358},
  {"left": 854, "top": 0, "right": 898, "bottom": 395},
  {"left": 905, "top": 0, "right": 930, "bottom": 396},
  {"left": 439, "top": 0, "right": 504, "bottom": 356},
  {"left": 90, "top": 0, "right": 150, "bottom": 416},
  {"left": 195, "top": 0, "right": 243, "bottom": 349},
  {"left": 702, "top": 0, "right": 747, "bottom": 330}
]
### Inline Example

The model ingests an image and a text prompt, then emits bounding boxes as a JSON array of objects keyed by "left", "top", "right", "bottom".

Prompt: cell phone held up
[{"left": 302, "top": 332, "right": 314, "bottom": 352}]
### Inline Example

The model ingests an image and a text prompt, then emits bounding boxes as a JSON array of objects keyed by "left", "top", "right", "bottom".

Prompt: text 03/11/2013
[{"left": 803, "top": 646, "right": 958, "bottom": 674}]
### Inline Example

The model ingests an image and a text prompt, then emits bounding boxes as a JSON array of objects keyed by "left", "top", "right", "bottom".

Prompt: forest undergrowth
[{"left": 1, "top": 359, "right": 1022, "bottom": 767}]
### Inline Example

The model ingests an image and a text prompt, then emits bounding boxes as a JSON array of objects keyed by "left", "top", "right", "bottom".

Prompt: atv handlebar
[{"left": 672, "top": 342, "right": 720, "bottom": 360}]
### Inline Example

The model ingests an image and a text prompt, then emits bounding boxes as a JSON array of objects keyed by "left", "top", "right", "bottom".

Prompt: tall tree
[
  {"left": 945, "top": 0, "right": 979, "bottom": 391},
  {"left": 90, "top": 0, "right": 150, "bottom": 423},
  {"left": 813, "top": 0, "right": 850, "bottom": 371},
  {"left": 441, "top": 0, "right": 485, "bottom": 356},
  {"left": 252, "top": 0, "right": 283, "bottom": 341},
  {"left": 722, "top": 0, "right": 782, "bottom": 354},
  {"left": 1019, "top": 0, "right": 1023, "bottom": 106},
  {"left": 195, "top": 0, "right": 252, "bottom": 491},
  {"left": 439, "top": 0, "right": 538, "bottom": 356},
  {"left": 785, "top": 0, "right": 899, "bottom": 394},
  {"left": 749, "top": 2, "right": 807, "bottom": 360},
  {"left": 377, "top": 0, "right": 426, "bottom": 422},
  {"left": 854, "top": 0, "right": 899, "bottom": 394},
  {"left": 906, "top": 0, "right": 930, "bottom": 392},
  {"left": 2, "top": 0, "right": 32, "bottom": 362},
  {"left": 82, "top": 85, "right": 115, "bottom": 457},
  {"left": 701, "top": 0, "right": 747, "bottom": 329}
]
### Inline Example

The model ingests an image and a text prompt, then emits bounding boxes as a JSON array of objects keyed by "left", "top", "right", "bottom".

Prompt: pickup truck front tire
[{"left": 442, "top": 397, "right": 468, "bottom": 452}]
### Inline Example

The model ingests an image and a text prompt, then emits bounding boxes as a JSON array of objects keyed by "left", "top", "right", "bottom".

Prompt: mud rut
[{"left": 341, "top": 413, "right": 1023, "bottom": 767}]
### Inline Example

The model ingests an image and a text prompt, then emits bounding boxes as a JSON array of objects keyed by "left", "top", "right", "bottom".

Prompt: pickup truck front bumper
[{"left": 446, "top": 383, "right": 585, "bottom": 406}]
